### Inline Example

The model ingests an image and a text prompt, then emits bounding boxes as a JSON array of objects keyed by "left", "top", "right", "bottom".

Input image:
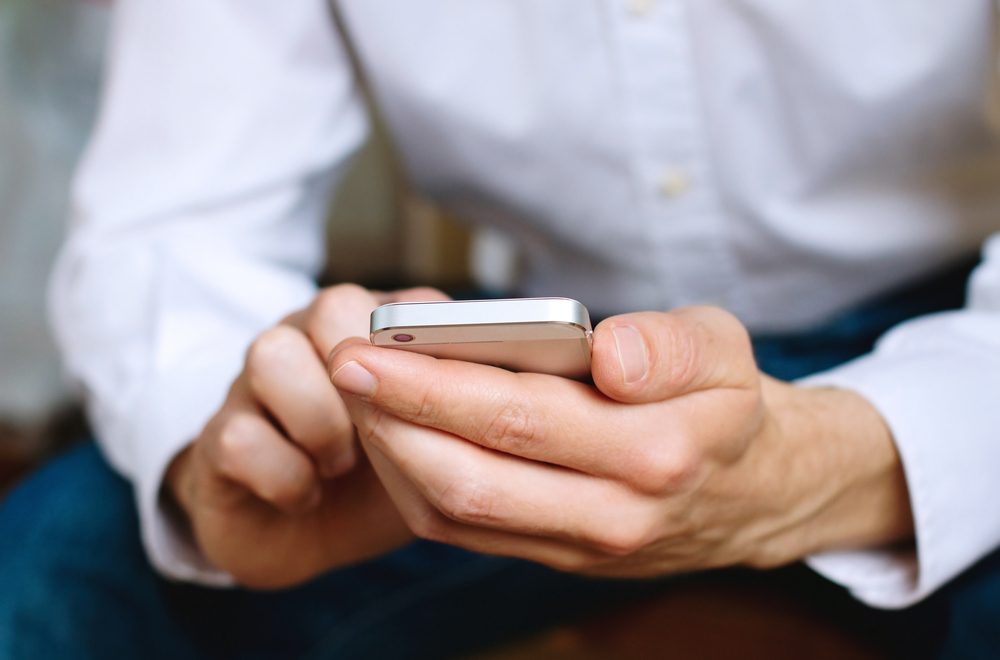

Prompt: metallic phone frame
[{"left": 370, "top": 297, "right": 593, "bottom": 379}]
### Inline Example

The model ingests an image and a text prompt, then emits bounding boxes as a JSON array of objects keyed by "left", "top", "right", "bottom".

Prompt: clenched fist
[{"left": 166, "top": 284, "right": 448, "bottom": 588}]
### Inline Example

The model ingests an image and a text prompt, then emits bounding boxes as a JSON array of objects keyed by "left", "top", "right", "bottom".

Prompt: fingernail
[
  {"left": 612, "top": 325, "right": 648, "bottom": 384},
  {"left": 331, "top": 361, "right": 378, "bottom": 397}
]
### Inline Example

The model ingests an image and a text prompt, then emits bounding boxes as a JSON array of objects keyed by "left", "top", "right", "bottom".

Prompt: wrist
[
  {"left": 753, "top": 377, "right": 914, "bottom": 565},
  {"left": 163, "top": 443, "right": 196, "bottom": 524}
]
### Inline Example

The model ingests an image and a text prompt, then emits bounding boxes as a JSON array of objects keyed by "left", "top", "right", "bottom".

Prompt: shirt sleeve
[
  {"left": 48, "top": 0, "right": 368, "bottom": 584},
  {"left": 802, "top": 233, "right": 1000, "bottom": 609}
]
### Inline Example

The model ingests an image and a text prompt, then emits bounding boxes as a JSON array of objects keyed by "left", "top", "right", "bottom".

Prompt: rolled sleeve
[{"left": 49, "top": 0, "right": 367, "bottom": 584}]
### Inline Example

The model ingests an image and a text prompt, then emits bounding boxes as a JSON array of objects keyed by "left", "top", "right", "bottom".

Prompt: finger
[
  {"left": 245, "top": 325, "right": 356, "bottom": 478},
  {"left": 344, "top": 394, "right": 656, "bottom": 555},
  {"left": 591, "top": 307, "right": 758, "bottom": 404},
  {"left": 204, "top": 400, "right": 322, "bottom": 515},
  {"left": 381, "top": 287, "right": 451, "bottom": 304},
  {"left": 302, "top": 284, "right": 382, "bottom": 357},
  {"left": 361, "top": 437, "right": 607, "bottom": 571},
  {"left": 254, "top": 284, "right": 446, "bottom": 478},
  {"left": 301, "top": 284, "right": 451, "bottom": 359},
  {"left": 330, "top": 341, "right": 710, "bottom": 494},
  {"left": 329, "top": 337, "right": 648, "bottom": 477}
]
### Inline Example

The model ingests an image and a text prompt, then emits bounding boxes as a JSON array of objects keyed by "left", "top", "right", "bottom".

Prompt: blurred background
[
  {"left": 0, "top": 0, "right": 476, "bottom": 477},
  {"left": 0, "top": 0, "right": 103, "bottom": 426},
  {"left": 0, "top": 0, "right": 106, "bottom": 470}
]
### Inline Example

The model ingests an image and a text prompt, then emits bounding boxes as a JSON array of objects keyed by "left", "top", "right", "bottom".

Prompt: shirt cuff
[
  {"left": 128, "top": 359, "right": 240, "bottom": 587},
  {"left": 799, "top": 346, "right": 1000, "bottom": 609}
]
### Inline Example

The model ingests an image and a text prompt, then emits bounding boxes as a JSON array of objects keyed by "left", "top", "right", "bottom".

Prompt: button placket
[
  {"left": 625, "top": 0, "right": 657, "bottom": 18},
  {"left": 657, "top": 168, "right": 692, "bottom": 198},
  {"left": 608, "top": 0, "right": 737, "bottom": 312}
]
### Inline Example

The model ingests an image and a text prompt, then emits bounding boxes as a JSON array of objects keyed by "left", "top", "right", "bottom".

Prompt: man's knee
[
  {"left": 0, "top": 443, "right": 165, "bottom": 657},
  {"left": 1, "top": 442, "right": 140, "bottom": 558}
]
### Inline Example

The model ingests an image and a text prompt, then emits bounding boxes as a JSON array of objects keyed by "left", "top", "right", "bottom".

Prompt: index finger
[
  {"left": 328, "top": 339, "right": 660, "bottom": 480},
  {"left": 297, "top": 285, "right": 450, "bottom": 358}
]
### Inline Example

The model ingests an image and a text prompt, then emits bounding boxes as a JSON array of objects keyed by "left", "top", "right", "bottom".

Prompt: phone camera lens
[{"left": 392, "top": 334, "right": 415, "bottom": 343}]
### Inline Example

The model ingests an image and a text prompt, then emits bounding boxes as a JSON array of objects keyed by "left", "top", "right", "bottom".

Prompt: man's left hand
[{"left": 328, "top": 307, "right": 914, "bottom": 576}]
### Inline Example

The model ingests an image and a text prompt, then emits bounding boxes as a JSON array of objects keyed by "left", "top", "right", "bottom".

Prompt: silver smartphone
[{"left": 370, "top": 297, "right": 593, "bottom": 379}]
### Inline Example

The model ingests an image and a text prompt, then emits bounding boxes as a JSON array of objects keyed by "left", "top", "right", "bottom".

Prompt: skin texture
[
  {"left": 169, "top": 288, "right": 914, "bottom": 588},
  {"left": 328, "top": 306, "right": 915, "bottom": 577},
  {"left": 166, "top": 285, "right": 446, "bottom": 588}
]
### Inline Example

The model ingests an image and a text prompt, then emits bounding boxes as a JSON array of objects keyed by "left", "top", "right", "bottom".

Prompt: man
[{"left": 2, "top": 1, "right": 999, "bottom": 657}]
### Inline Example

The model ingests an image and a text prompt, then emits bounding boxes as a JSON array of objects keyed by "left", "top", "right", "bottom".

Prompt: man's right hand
[{"left": 165, "top": 284, "right": 448, "bottom": 589}]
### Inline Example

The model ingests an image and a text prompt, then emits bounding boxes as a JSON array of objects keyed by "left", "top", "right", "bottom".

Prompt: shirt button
[
  {"left": 657, "top": 169, "right": 691, "bottom": 198},
  {"left": 626, "top": 0, "right": 656, "bottom": 17}
]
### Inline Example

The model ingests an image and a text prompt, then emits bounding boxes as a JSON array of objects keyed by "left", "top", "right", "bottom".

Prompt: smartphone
[{"left": 370, "top": 297, "right": 592, "bottom": 379}]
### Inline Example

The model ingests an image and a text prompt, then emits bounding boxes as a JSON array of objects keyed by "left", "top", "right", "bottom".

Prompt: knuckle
[
  {"left": 732, "top": 391, "right": 763, "bottom": 429},
  {"left": 593, "top": 517, "right": 655, "bottom": 557},
  {"left": 246, "top": 326, "right": 303, "bottom": 376},
  {"left": 628, "top": 444, "right": 700, "bottom": 495},
  {"left": 479, "top": 395, "right": 538, "bottom": 453},
  {"left": 435, "top": 478, "right": 499, "bottom": 525},
  {"left": 408, "top": 383, "right": 442, "bottom": 426},
  {"left": 660, "top": 318, "right": 701, "bottom": 389},
  {"left": 213, "top": 414, "right": 258, "bottom": 476}
]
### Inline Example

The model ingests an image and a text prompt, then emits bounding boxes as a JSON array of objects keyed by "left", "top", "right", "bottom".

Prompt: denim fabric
[
  {"left": 0, "top": 444, "right": 671, "bottom": 660},
  {"left": 1, "top": 258, "right": 993, "bottom": 659}
]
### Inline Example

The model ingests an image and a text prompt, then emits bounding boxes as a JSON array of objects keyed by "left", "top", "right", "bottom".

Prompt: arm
[
  {"left": 50, "top": 0, "right": 368, "bottom": 583},
  {"left": 803, "top": 234, "right": 1000, "bottom": 607}
]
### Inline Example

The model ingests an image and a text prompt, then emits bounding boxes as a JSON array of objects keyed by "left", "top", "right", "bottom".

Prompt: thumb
[{"left": 591, "top": 306, "right": 757, "bottom": 404}]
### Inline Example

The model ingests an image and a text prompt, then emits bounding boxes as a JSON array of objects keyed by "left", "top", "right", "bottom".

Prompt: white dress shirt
[{"left": 51, "top": 0, "right": 1000, "bottom": 609}]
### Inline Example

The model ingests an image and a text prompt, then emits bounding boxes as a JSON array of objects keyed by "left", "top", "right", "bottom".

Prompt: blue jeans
[{"left": 2, "top": 260, "right": 996, "bottom": 659}]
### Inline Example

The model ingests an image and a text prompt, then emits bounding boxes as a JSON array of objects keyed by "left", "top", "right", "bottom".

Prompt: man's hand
[
  {"left": 166, "top": 284, "right": 448, "bottom": 589},
  {"left": 328, "top": 306, "right": 914, "bottom": 576}
]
